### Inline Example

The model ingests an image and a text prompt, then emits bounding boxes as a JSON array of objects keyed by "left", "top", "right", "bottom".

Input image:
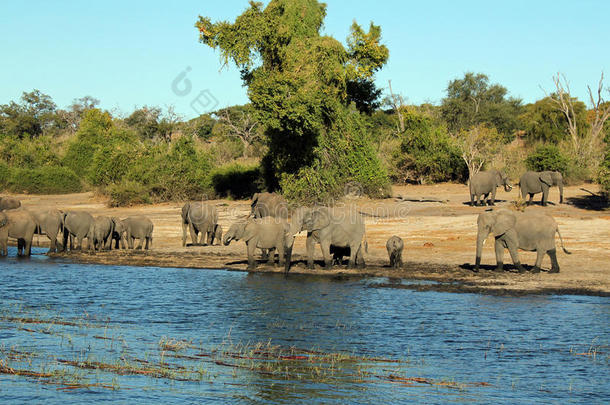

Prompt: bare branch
[{"left": 388, "top": 80, "right": 405, "bottom": 133}]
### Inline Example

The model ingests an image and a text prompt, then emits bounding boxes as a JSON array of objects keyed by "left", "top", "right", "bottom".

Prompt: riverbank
[{"left": 8, "top": 183, "right": 610, "bottom": 296}]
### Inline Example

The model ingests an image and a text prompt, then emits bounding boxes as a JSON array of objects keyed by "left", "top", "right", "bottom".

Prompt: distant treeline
[{"left": 0, "top": 75, "right": 609, "bottom": 205}]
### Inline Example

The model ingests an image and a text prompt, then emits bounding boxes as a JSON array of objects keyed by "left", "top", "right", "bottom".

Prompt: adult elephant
[
  {"left": 223, "top": 218, "right": 292, "bottom": 270},
  {"left": 0, "top": 196, "right": 21, "bottom": 211},
  {"left": 251, "top": 192, "right": 289, "bottom": 219},
  {"left": 181, "top": 202, "right": 221, "bottom": 246},
  {"left": 469, "top": 170, "right": 512, "bottom": 206},
  {"left": 287, "top": 206, "right": 367, "bottom": 270},
  {"left": 519, "top": 171, "right": 564, "bottom": 206},
  {"left": 0, "top": 209, "right": 37, "bottom": 256},
  {"left": 63, "top": 211, "right": 95, "bottom": 251},
  {"left": 31, "top": 209, "right": 64, "bottom": 253},
  {"left": 122, "top": 216, "right": 153, "bottom": 250},
  {"left": 91, "top": 216, "right": 115, "bottom": 251},
  {"left": 474, "top": 208, "right": 570, "bottom": 273}
]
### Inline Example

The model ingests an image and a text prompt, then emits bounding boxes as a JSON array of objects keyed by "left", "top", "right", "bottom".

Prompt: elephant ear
[
  {"left": 539, "top": 172, "right": 553, "bottom": 187},
  {"left": 307, "top": 210, "right": 330, "bottom": 231},
  {"left": 491, "top": 211, "right": 516, "bottom": 237}
]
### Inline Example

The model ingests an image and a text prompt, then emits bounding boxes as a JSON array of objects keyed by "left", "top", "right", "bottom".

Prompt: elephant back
[{"left": 187, "top": 202, "right": 217, "bottom": 227}]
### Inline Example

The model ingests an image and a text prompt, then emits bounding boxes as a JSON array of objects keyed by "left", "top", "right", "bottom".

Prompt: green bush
[
  {"left": 211, "top": 162, "right": 263, "bottom": 199},
  {"left": 398, "top": 113, "right": 467, "bottom": 183},
  {"left": 8, "top": 166, "right": 82, "bottom": 194},
  {"left": 107, "top": 180, "right": 150, "bottom": 207},
  {"left": 0, "top": 135, "right": 60, "bottom": 169},
  {"left": 126, "top": 136, "right": 213, "bottom": 201},
  {"left": 0, "top": 161, "right": 10, "bottom": 190},
  {"left": 88, "top": 142, "right": 141, "bottom": 186},
  {"left": 525, "top": 144, "right": 569, "bottom": 173}
]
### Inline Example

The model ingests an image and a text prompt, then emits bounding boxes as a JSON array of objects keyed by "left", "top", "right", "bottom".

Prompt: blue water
[{"left": 0, "top": 247, "right": 608, "bottom": 404}]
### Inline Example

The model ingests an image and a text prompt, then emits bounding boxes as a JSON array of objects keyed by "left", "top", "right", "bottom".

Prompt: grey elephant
[
  {"left": 469, "top": 170, "right": 512, "bottom": 206},
  {"left": 111, "top": 217, "right": 126, "bottom": 249},
  {"left": 287, "top": 206, "right": 367, "bottom": 270},
  {"left": 122, "top": 216, "right": 153, "bottom": 250},
  {"left": 519, "top": 171, "right": 564, "bottom": 206},
  {"left": 223, "top": 218, "right": 292, "bottom": 270},
  {"left": 0, "top": 197, "right": 21, "bottom": 211},
  {"left": 0, "top": 209, "right": 37, "bottom": 256},
  {"left": 91, "top": 216, "right": 115, "bottom": 251},
  {"left": 475, "top": 208, "right": 570, "bottom": 273},
  {"left": 63, "top": 211, "right": 95, "bottom": 251},
  {"left": 31, "top": 209, "right": 64, "bottom": 253},
  {"left": 182, "top": 202, "right": 221, "bottom": 246},
  {"left": 251, "top": 192, "right": 289, "bottom": 219},
  {"left": 386, "top": 236, "right": 404, "bottom": 268}
]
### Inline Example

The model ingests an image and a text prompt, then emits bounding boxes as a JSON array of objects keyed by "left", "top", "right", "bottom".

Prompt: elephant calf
[
  {"left": 386, "top": 236, "right": 404, "bottom": 268},
  {"left": 0, "top": 196, "right": 21, "bottom": 211},
  {"left": 475, "top": 208, "right": 571, "bottom": 273},
  {"left": 223, "top": 218, "right": 292, "bottom": 270},
  {"left": 92, "top": 216, "right": 115, "bottom": 251},
  {"left": 469, "top": 170, "right": 512, "bottom": 206}
]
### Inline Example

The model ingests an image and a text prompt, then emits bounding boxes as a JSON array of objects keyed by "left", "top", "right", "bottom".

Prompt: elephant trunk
[
  {"left": 474, "top": 231, "right": 488, "bottom": 272},
  {"left": 284, "top": 234, "right": 295, "bottom": 273},
  {"left": 223, "top": 234, "right": 232, "bottom": 246}
]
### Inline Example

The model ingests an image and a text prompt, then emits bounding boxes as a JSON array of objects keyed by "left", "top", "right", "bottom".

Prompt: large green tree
[
  {"left": 441, "top": 72, "right": 522, "bottom": 139},
  {"left": 0, "top": 90, "right": 57, "bottom": 138},
  {"left": 519, "top": 96, "right": 588, "bottom": 144},
  {"left": 196, "top": 0, "right": 390, "bottom": 200}
]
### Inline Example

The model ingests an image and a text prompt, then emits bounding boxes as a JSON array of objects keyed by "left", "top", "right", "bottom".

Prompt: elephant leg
[
  {"left": 277, "top": 244, "right": 285, "bottom": 267},
  {"left": 306, "top": 236, "right": 315, "bottom": 269},
  {"left": 527, "top": 193, "right": 534, "bottom": 206},
  {"left": 145, "top": 236, "right": 152, "bottom": 250},
  {"left": 490, "top": 188, "right": 497, "bottom": 206},
  {"left": 246, "top": 242, "right": 257, "bottom": 270},
  {"left": 356, "top": 245, "right": 365, "bottom": 268},
  {"left": 127, "top": 233, "right": 134, "bottom": 249},
  {"left": 548, "top": 249, "right": 560, "bottom": 273},
  {"left": 136, "top": 237, "right": 143, "bottom": 250},
  {"left": 541, "top": 188, "right": 549, "bottom": 206},
  {"left": 506, "top": 241, "right": 526, "bottom": 273},
  {"left": 260, "top": 248, "right": 269, "bottom": 260},
  {"left": 320, "top": 240, "right": 332, "bottom": 270},
  {"left": 181, "top": 223, "right": 188, "bottom": 247},
  {"left": 532, "top": 249, "right": 545, "bottom": 273},
  {"left": 470, "top": 194, "right": 475, "bottom": 206},
  {"left": 494, "top": 238, "right": 505, "bottom": 271},
  {"left": 188, "top": 223, "right": 198, "bottom": 246}
]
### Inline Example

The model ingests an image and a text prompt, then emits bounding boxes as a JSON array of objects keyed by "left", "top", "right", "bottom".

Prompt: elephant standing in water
[
  {"left": 182, "top": 202, "right": 221, "bottom": 246},
  {"left": 469, "top": 170, "right": 512, "bottom": 206},
  {"left": 63, "top": 211, "right": 95, "bottom": 251},
  {"left": 474, "top": 208, "right": 570, "bottom": 273},
  {"left": 0, "top": 197, "right": 21, "bottom": 211},
  {"left": 122, "top": 216, "right": 154, "bottom": 250},
  {"left": 386, "top": 236, "right": 404, "bottom": 268},
  {"left": 31, "top": 209, "right": 64, "bottom": 253},
  {"left": 223, "top": 218, "right": 292, "bottom": 270},
  {"left": 287, "top": 206, "right": 367, "bottom": 270},
  {"left": 0, "top": 209, "right": 37, "bottom": 256},
  {"left": 519, "top": 171, "right": 564, "bottom": 206}
]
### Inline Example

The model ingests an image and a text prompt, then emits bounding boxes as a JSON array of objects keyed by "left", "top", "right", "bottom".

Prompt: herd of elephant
[{"left": 0, "top": 168, "right": 571, "bottom": 274}]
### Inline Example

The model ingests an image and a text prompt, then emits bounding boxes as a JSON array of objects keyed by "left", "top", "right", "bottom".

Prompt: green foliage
[
  {"left": 398, "top": 111, "right": 467, "bottom": 183},
  {"left": 211, "top": 162, "right": 263, "bottom": 199},
  {"left": 0, "top": 162, "right": 9, "bottom": 190},
  {"left": 0, "top": 135, "right": 61, "bottom": 169},
  {"left": 441, "top": 72, "right": 522, "bottom": 139},
  {"left": 88, "top": 142, "right": 141, "bottom": 186},
  {"left": 520, "top": 97, "right": 589, "bottom": 144},
  {"left": 197, "top": 0, "right": 390, "bottom": 198},
  {"left": 7, "top": 166, "right": 82, "bottom": 194},
  {"left": 525, "top": 144, "right": 569, "bottom": 173},
  {"left": 107, "top": 180, "right": 151, "bottom": 207},
  {"left": 0, "top": 90, "right": 57, "bottom": 138},
  {"left": 125, "top": 136, "right": 213, "bottom": 201}
]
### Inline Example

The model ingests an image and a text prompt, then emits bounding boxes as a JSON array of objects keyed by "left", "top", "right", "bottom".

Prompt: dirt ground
[{"left": 5, "top": 184, "right": 609, "bottom": 296}]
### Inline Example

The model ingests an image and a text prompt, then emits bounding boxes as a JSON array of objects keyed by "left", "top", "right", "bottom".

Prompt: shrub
[
  {"left": 8, "top": 166, "right": 82, "bottom": 194},
  {"left": 598, "top": 147, "right": 610, "bottom": 196},
  {"left": 525, "top": 144, "right": 569, "bottom": 173},
  {"left": 211, "top": 162, "right": 263, "bottom": 199},
  {"left": 106, "top": 180, "right": 150, "bottom": 207},
  {"left": 0, "top": 161, "right": 10, "bottom": 190},
  {"left": 0, "top": 135, "right": 61, "bottom": 169},
  {"left": 88, "top": 142, "right": 141, "bottom": 186}
]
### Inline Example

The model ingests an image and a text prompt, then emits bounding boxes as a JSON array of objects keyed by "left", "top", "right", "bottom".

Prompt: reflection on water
[{"left": 0, "top": 247, "right": 608, "bottom": 404}]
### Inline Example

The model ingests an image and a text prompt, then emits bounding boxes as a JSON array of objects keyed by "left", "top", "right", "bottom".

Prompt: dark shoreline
[{"left": 44, "top": 250, "right": 610, "bottom": 298}]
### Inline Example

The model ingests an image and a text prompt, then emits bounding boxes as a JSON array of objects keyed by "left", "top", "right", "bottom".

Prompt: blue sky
[{"left": 1, "top": 0, "right": 608, "bottom": 119}]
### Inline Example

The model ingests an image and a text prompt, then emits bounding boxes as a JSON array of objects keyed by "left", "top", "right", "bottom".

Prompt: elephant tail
[
  {"left": 556, "top": 227, "right": 571, "bottom": 254},
  {"left": 363, "top": 232, "right": 368, "bottom": 254}
]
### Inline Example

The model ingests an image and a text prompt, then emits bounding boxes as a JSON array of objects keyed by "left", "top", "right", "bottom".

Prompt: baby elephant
[{"left": 386, "top": 236, "right": 404, "bottom": 268}]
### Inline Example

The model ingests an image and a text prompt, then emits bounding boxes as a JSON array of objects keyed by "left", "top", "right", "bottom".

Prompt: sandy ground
[{"left": 4, "top": 184, "right": 609, "bottom": 296}]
